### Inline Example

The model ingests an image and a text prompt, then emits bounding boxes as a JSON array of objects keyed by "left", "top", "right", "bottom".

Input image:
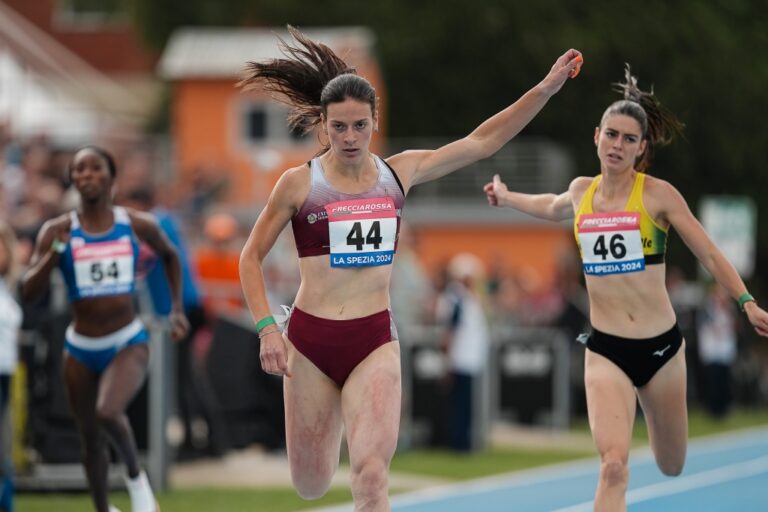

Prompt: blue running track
[{"left": 313, "top": 426, "right": 768, "bottom": 511}]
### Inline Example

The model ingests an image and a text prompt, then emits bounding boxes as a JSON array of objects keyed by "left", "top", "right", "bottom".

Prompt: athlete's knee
[
  {"left": 290, "top": 459, "right": 335, "bottom": 500},
  {"left": 350, "top": 457, "right": 388, "bottom": 499},
  {"left": 95, "top": 403, "right": 124, "bottom": 427},
  {"left": 599, "top": 453, "right": 629, "bottom": 487},
  {"left": 292, "top": 474, "right": 332, "bottom": 500},
  {"left": 658, "top": 457, "right": 684, "bottom": 477}
]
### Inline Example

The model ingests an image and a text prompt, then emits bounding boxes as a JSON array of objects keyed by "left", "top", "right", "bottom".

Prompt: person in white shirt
[
  {"left": 0, "top": 220, "right": 21, "bottom": 512},
  {"left": 437, "top": 253, "right": 490, "bottom": 451}
]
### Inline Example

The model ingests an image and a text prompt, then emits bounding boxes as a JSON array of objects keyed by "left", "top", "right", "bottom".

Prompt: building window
[
  {"left": 55, "top": 0, "right": 128, "bottom": 29},
  {"left": 240, "top": 102, "right": 310, "bottom": 147},
  {"left": 246, "top": 109, "right": 267, "bottom": 141}
]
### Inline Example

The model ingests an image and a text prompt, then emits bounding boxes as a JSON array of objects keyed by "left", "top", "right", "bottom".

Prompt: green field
[{"left": 17, "top": 407, "right": 768, "bottom": 512}]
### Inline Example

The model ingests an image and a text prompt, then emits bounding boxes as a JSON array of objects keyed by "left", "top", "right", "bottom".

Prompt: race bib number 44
[
  {"left": 72, "top": 238, "right": 135, "bottom": 296},
  {"left": 578, "top": 212, "right": 645, "bottom": 276},
  {"left": 326, "top": 197, "right": 397, "bottom": 268}
]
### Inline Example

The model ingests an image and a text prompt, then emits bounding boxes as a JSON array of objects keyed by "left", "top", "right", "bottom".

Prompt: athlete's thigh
[
  {"left": 636, "top": 341, "right": 687, "bottom": 460},
  {"left": 283, "top": 337, "right": 344, "bottom": 469},
  {"left": 341, "top": 341, "right": 401, "bottom": 468},
  {"left": 98, "top": 343, "right": 149, "bottom": 414},
  {"left": 584, "top": 349, "right": 637, "bottom": 459},
  {"left": 62, "top": 353, "right": 100, "bottom": 424}
]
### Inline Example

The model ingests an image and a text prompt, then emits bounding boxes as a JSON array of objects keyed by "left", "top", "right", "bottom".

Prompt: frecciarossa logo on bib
[
  {"left": 579, "top": 214, "right": 638, "bottom": 228},
  {"left": 328, "top": 202, "right": 394, "bottom": 215}
]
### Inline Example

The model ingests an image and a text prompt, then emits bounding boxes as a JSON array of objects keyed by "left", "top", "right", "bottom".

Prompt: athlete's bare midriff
[
  {"left": 585, "top": 263, "right": 676, "bottom": 338},
  {"left": 293, "top": 254, "right": 392, "bottom": 319},
  {"left": 70, "top": 294, "right": 137, "bottom": 337}
]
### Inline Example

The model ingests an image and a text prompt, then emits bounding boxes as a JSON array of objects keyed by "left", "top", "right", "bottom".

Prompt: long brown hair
[
  {"left": 600, "top": 64, "right": 684, "bottom": 171},
  {"left": 238, "top": 26, "right": 377, "bottom": 152}
]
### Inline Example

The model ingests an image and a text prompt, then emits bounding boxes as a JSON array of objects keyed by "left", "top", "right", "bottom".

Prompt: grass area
[
  {"left": 19, "top": 488, "right": 353, "bottom": 512},
  {"left": 569, "top": 406, "right": 768, "bottom": 443},
  {"left": 17, "top": 407, "right": 768, "bottom": 511},
  {"left": 390, "top": 446, "right": 592, "bottom": 480}
]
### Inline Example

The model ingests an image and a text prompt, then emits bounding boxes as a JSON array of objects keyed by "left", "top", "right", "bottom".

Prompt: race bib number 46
[
  {"left": 578, "top": 212, "right": 645, "bottom": 276},
  {"left": 73, "top": 237, "right": 135, "bottom": 296},
  {"left": 326, "top": 197, "right": 397, "bottom": 268}
]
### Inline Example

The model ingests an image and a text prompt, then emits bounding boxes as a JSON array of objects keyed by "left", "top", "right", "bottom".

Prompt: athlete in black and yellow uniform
[
  {"left": 484, "top": 65, "right": 768, "bottom": 511},
  {"left": 574, "top": 172, "right": 667, "bottom": 268}
]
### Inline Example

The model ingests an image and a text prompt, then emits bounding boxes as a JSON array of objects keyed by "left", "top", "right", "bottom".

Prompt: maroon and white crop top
[{"left": 290, "top": 155, "right": 406, "bottom": 266}]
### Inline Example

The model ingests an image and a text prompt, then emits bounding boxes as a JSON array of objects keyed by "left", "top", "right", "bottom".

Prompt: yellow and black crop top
[{"left": 574, "top": 172, "right": 668, "bottom": 265}]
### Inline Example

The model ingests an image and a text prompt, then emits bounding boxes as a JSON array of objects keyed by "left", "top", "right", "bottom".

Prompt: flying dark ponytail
[
  {"left": 238, "top": 25, "right": 377, "bottom": 146},
  {"left": 600, "top": 64, "right": 684, "bottom": 171}
]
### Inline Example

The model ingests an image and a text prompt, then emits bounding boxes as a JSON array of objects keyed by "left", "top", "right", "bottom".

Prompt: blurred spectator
[
  {"left": 697, "top": 284, "right": 739, "bottom": 418},
  {"left": 436, "top": 253, "right": 490, "bottom": 451},
  {"left": 552, "top": 245, "right": 589, "bottom": 339},
  {"left": 666, "top": 266, "right": 703, "bottom": 333},
  {"left": 122, "top": 187, "right": 223, "bottom": 457},
  {"left": 494, "top": 265, "right": 560, "bottom": 327},
  {"left": 0, "top": 221, "right": 21, "bottom": 512},
  {"left": 667, "top": 266, "right": 705, "bottom": 400},
  {"left": 178, "top": 163, "right": 230, "bottom": 221},
  {"left": 551, "top": 245, "right": 590, "bottom": 416},
  {"left": 10, "top": 178, "right": 66, "bottom": 238},
  {"left": 195, "top": 212, "right": 244, "bottom": 315},
  {"left": 491, "top": 271, "right": 527, "bottom": 325},
  {"left": 390, "top": 222, "right": 433, "bottom": 343}
]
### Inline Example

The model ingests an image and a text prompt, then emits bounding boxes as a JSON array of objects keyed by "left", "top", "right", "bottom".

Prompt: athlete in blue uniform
[{"left": 22, "top": 146, "right": 189, "bottom": 512}]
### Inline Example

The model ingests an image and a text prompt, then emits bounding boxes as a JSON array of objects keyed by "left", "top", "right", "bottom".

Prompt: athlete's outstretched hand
[
  {"left": 260, "top": 330, "right": 292, "bottom": 378},
  {"left": 539, "top": 49, "right": 583, "bottom": 97},
  {"left": 745, "top": 302, "right": 768, "bottom": 337},
  {"left": 483, "top": 174, "right": 508, "bottom": 207}
]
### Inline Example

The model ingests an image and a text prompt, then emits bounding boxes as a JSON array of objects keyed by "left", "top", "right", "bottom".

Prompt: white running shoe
[
  {"left": 125, "top": 470, "right": 159, "bottom": 512},
  {"left": 108, "top": 506, "right": 122, "bottom": 512}
]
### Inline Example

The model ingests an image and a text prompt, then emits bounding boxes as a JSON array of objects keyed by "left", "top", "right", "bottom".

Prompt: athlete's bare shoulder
[
  {"left": 272, "top": 163, "right": 312, "bottom": 211},
  {"left": 569, "top": 176, "right": 595, "bottom": 193},
  {"left": 123, "top": 207, "right": 156, "bottom": 226},
  {"left": 41, "top": 212, "right": 73, "bottom": 233},
  {"left": 642, "top": 173, "right": 676, "bottom": 195},
  {"left": 34, "top": 212, "right": 72, "bottom": 251},
  {"left": 642, "top": 174, "right": 686, "bottom": 221},
  {"left": 568, "top": 176, "right": 595, "bottom": 206}
]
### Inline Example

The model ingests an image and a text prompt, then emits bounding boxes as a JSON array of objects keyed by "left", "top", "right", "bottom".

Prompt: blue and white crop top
[{"left": 58, "top": 207, "right": 140, "bottom": 301}]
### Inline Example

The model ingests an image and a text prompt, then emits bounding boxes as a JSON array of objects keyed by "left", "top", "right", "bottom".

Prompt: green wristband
[
  {"left": 51, "top": 238, "right": 67, "bottom": 254},
  {"left": 737, "top": 292, "right": 755, "bottom": 311},
  {"left": 255, "top": 316, "right": 277, "bottom": 332}
]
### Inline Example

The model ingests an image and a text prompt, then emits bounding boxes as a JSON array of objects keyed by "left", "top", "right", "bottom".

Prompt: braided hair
[
  {"left": 600, "top": 64, "right": 684, "bottom": 171},
  {"left": 238, "top": 25, "right": 377, "bottom": 152}
]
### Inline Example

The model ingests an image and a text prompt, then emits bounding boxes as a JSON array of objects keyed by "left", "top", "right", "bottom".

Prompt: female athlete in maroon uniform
[{"left": 239, "top": 26, "right": 582, "bottom": 510}]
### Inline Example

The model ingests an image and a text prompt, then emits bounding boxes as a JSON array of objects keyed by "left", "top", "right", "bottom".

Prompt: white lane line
[
  {"left": 308, "top": 427, "right": 768, "bottom": 512},
  {"left": 551, "top": 455, "right": 768, "bottom": 512}
]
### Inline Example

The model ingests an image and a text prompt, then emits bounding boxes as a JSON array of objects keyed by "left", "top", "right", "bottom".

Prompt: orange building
[
  {"left": 404, "top": 197, "right": 575, "bottom": 292},
  {"left": 158, "top": 27, "right": 387, "bottom": 205}
]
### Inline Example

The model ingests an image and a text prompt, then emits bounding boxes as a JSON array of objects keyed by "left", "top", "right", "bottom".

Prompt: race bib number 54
[
  {"left": 578, "top": 212, "right": 645, "bottom": 276},
  {"left": 73, "top": 237, "right": 135, "bottom": 296},
  {"left": 326, "top": 197, "right": 397, "bottom": 268}
]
